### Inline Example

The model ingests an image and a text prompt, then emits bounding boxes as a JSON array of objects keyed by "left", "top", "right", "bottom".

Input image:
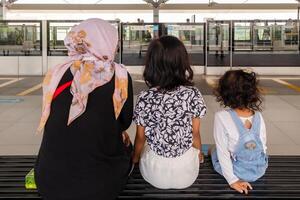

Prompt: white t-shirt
[{"left": 213, "top": 110, "right": 267, "bottom": 185}]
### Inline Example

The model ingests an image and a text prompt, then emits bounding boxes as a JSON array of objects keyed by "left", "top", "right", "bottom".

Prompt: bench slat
[{"left": 0, "top": 155, "right": 299, "bottom": 199}]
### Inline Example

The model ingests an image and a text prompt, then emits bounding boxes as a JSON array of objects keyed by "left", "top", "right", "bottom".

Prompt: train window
[
  {"left": 253, "top": 22, "right": 272, "bottom": 50},
  {"left": 208, "top": 22, "right": 230, "bottom": 52},
  {"left": 234, "top": 23, "right": 251, "bottom": 41},
  {"left": 165, "top": 24, "right": 204, "bottom": 46},
  {"left": 207, "top": 21, "right": 231, "bottom": 66},
  {"left": 48, "top": 21, "right": 80, "bottom": 56},
  {"left": 283, "top": 22, "right": 298, "bottom": 49},
  {"left": 122, "top": 23, "right": 159, "bottom": 65},
  {"left": 48, "top": 21, "right": 120, "bottom": 59},
  {"left": 163, "top": 23, "right": 205, "bottom": 65},
  {"left": 234, "top": 22, "right": 251, "bottom": 51},
  {"left": 0, "top": 21, "right": 41, "bottom": 56},
  {"left": 233, "top": 20, "right": 300, "bottom": 67}
]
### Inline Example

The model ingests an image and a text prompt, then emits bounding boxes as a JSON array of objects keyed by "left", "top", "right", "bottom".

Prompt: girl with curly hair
[{"left": 211, "top": 69, "right": 268, "bottom": 195}]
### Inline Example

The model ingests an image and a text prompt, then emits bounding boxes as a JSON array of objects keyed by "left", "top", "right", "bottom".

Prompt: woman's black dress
[{"left": 35, "top": 68, "right": 133, "bottom": 200}]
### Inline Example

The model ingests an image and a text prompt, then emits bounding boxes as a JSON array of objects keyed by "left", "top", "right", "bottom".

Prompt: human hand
[
  {"left": 122, "top": 132, "right": 131, "bottom": 147},
  {"left": 230, "top": 180, "right": 253, "bottom": 194},
  {"left": 132, "top": 155, "right": 139, "bottom": 164}
]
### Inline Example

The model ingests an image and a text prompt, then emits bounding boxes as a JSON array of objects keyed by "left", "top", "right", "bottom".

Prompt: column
[
  {"left": 0, "top": 0, "right": 7, "bottom": 20},
  {"left": 153, "top": 7, "right": 159, "bottom": 23}
]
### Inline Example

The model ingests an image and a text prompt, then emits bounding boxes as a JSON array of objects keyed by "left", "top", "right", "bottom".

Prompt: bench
[{"left": 0, "top": 155, "right": 300, "bottom": 199}]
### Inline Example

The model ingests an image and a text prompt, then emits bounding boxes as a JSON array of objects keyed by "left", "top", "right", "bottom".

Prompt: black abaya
[{"left": 35, "top": 68, "right": 133, "bottom": 200}]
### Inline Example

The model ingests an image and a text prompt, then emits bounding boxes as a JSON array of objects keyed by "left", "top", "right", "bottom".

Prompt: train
[{"left": 0, "top": 19, "right": 299, "bottom": 75}]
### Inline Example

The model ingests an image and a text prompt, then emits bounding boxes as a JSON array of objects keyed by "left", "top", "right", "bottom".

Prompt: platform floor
[{"left": 0, "top": 74, "right": 300, "bottom": 155}]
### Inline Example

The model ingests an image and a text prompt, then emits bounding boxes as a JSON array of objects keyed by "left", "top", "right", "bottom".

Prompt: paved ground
[
  {"left": 1, "top": 74, "right": 300, "bottom": 96},
  {"left": 0, "top": 74, "right": 300, "bottom": 155}
]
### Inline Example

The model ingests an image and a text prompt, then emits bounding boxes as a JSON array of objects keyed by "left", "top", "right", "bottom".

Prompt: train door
[
  {"left": 253, "top": 21, "right": 272, "bottom": 51},
  {"left": 121, "top": 23, "right": 160, "bottom": 65},
  {"left": 162, "top": 23, "right": 205, "bottom": 66},
  {"left": 206, "top": 21, "right": 231, "bottom": 74}
]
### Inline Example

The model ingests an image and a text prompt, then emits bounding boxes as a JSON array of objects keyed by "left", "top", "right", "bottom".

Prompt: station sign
[
  {"left": 130, "top": 25, "right": 155, "bottom": 31},
  {"left": 167, "top": 25, "right": 199, "bottom": 31}
]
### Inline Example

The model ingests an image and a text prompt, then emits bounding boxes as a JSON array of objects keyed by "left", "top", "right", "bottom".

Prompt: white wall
[
  {"left": 0, "top": 56, "right": 43, "bottom": 75},
  {"left": 6, "top": 9, "right": 299, "bottom": 22}
]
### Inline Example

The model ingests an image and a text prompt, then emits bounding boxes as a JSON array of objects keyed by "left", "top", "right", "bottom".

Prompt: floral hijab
[{"left": 37, "top": 18, "right": 128, "bottom": 132}]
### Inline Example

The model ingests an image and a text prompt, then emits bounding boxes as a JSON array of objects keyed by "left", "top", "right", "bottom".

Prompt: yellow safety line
[
  {"left": 134, "top": 80, "right": 145, "bottom": 83},
  {"left": 258, "top": 86, "right": 277, "bottom": 95},
  {"left": 0, "top": 78, "right": 15, "bottom": 80},
  {"left": 206, "top": 77, "right": 276, "bottom": 94},
  {"left": 205, "top": 78, "right": 217, "bottom": 89},
  {"left": 273, "top": 79, "right": 300, "bottom": 93},
  {"left": 17, "top": 83, "right": 42, "bottom": 96},
  {"left": 0, "top": 78, "right": 24, "bottom": 88}
]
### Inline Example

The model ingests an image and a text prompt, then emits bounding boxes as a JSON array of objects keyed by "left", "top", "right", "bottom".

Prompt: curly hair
[
  {"left": 214, "top": 69, "right": 263, "bottom": 111},
  {"left": 143, "top": 35, "right": 193, "bottom": 91}
]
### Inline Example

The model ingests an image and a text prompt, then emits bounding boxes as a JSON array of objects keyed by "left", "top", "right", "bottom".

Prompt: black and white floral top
[{"left": 133, "top": 86, "right": 206, "bottom": 158}]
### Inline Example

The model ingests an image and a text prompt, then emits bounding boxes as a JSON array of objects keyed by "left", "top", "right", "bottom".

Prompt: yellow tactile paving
[
  {"left": 258, "top": 86, "right": 277, "bottom": 95},
  {"left": 17, "top": 83, "right": 42, "bottom": 96},
  {"left": 273, "top": 79, "right": 300, "bottom": 93},
  {"left": 206, "top": 77, "right": 277, "bottom": 95},
  {"left": 205, "top": 77, "right": 217, "bottom": 89},
  {"left": 0, "top": 78, "right": 24, "bottom": 88}
]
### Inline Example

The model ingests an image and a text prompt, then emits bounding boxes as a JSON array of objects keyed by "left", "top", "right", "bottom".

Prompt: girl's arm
[
  {"left": 132, "top": 125, "right": 146, "bottom": 164},
  {"left": 214, "top": 113, "right": 252, "bottom": 194},
  {"left": 260, "top": 113, "right": 267, "bottom": 154},
  {"left": 192, "top": 117, "right": 201, "bottom": 149},
  {"left": 192, "top": 117, "right": 204, "bottom": 162},
  {"left": 214, "top": 113, "right": 239, "bottom": 184}
]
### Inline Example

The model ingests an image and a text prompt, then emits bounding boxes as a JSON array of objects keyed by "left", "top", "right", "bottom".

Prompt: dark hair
[
  {"left": 143, "top": 35, "right": 193, "bottom": 91},
  {"left": 214, "top": 69, "right": 263, "bottom": 111}
]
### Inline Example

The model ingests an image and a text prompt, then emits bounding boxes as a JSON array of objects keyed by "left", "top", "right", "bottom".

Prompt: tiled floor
[
  {"left": 0, "top": 74, "right": 300, "bottom": 155},
  {"left": 0, "top": 94, "right": 300, "bottom": 155}
]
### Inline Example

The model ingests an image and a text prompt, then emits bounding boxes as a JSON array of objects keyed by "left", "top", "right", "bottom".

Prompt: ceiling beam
[{"left": 9, "top": 3, "right": 299, "bottom": 11}]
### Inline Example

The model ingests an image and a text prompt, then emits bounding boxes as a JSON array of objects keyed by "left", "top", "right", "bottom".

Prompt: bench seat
[{"left": 0, "top": 155, "right": 300, "bottom": 199}]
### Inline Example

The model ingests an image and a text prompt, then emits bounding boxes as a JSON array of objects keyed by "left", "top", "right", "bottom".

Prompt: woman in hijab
[{"left": 35, "top": 18, "right": 133, "bottom": 200}]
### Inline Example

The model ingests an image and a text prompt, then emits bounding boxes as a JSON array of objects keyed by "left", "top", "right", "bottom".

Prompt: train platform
[
  {"left": 0, "top": 72, "right": 300, "bottom": 156},
  {"left": 0, "top": 0, "right": 300, "bottom": 199}
]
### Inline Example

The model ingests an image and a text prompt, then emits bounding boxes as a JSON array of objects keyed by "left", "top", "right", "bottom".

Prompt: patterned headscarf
[{"left": 37, "top": 18, "right": 128, "bottom": 132}]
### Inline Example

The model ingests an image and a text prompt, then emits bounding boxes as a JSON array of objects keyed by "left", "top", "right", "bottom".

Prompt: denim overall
[{"left": 212, "top": 110, "right": 268, "bottom": 182}]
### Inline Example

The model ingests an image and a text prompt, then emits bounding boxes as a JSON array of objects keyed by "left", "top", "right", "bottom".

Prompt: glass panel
[
  {"left": 122, "top": 23, "right": 159, "bottom": 65},
  {"left": 0, "top": 21, "right": 41, "bottom": 56},
  {"left": 233, "top": 20, "right": 300, "bottom": 67},
  {"left": 280, "top": 21, "right": 298, "bottom": 51},
  {"left": 234, "top": 22, "right": 252, "bottom": 51},
  {"left": 253, "top": 22, "right": 272, "bottom": 50},
  {"left": 48, "top": 21, "right": 80, "bottom": 56},
  {"left": 164, "top": 23, "right": 205, "bottom": 65},
  {"left": 48, "top": 20, "right": 120, "bottom": 62},
  {"left": 207, "top": 21, "right": 230, "bottom": 66}
]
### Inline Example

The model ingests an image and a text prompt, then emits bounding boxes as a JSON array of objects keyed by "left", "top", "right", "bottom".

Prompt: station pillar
[
  {"left": 0, "top": 0, "right": 7, "bottom": 20},
  {"left": 144, "top": 0, "right": 168, "bottom": 23},
  {"left": 153, "top": 7, "right": 159, "bottom": 23}
]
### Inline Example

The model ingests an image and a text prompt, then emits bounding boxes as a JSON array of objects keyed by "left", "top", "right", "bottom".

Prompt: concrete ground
[{"left": 0, "top": 73, "right": 300, "bottom": 155}]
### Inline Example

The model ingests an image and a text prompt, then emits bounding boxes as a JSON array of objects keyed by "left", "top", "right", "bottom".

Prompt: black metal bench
[{"left": 1, "top": 155, "right": 300, "bottom": 199}]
